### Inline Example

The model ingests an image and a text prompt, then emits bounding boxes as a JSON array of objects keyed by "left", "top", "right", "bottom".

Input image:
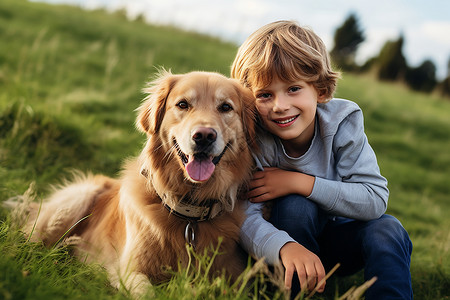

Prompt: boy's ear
[
  {"left": 136, "top": 70, "right": 180, "bottom": 134},
  {"left": 317, "top": 89, "right": 328, "bottom": 103}
]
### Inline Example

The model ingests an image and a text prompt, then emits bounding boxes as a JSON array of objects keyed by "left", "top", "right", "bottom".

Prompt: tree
[
  {"left": 377, "top": 35, "right": 407, "bottom": 81},
  {"left": 437, "top": 56, "right": 450, "bottom": 98},
  {"left": 405, "top": 59, "right": 437, "bottom": 93},
  {"left": 330, "top": 13, "right": 365, "bottom": 70}
]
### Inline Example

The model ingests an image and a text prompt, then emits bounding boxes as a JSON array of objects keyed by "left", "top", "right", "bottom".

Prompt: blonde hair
[{"left": 231, "top": 20, "right": 340, "bottom": 101}]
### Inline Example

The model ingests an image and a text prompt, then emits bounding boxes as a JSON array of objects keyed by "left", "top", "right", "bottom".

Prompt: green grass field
[{"left": 1, "top": 0, "right": 449, "bottom": 299}]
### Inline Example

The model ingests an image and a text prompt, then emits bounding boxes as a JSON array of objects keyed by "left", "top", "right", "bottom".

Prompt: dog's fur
[{"left": 23, "top": 71, "right": 256, "bottom": 293}]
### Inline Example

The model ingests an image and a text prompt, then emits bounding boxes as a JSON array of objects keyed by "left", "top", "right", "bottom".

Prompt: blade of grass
[{"left": 52, "top": 214, "right": 91, "bottom": 248}]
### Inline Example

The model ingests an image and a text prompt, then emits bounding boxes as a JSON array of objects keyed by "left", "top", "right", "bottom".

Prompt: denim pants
[{"left": 269, "top": 194, "right": 413, "bottom": 300}]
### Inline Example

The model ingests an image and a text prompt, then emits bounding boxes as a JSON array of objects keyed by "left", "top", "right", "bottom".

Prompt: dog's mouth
[{"left": 174, "top": 140, "right": 229, "bottom": 182}]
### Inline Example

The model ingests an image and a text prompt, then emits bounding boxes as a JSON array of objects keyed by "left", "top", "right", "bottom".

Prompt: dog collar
[
  {"left": 163, "top": 198, "right": 223, "bottom": 222},
  {"left": 140, "top": 167, "right": 223, "bottom": 221}
]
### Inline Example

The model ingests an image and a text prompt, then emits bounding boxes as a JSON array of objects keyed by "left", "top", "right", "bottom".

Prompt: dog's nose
[{"left": 192, "top": 127, "right": 217, "bottom": 149}]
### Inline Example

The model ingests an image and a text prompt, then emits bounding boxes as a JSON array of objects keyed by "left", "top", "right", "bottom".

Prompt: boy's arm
[
  {"left": 239, "top": 201, "right": 295, "bottom": 264},
  {"left": 249, "top": 109, "right": 388, "bottom": 221},
  {"left": 309, "top": 110, "right": 389, "bottom": 220},
  {"left": 240, "top": 200, "right": 326, "bottom": 292}
]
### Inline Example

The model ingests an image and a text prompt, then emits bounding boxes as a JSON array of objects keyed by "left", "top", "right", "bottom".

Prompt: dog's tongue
[{"left": 185, "top": 155, "right": 215, "bottom": 182}]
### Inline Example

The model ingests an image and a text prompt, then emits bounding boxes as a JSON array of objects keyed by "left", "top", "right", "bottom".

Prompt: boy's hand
[
  {"left": 247, "top": 167, "right": 314, "bottom": 202},
  {"left": 280, "top": 242, "right": 326, "bottom": 293}
]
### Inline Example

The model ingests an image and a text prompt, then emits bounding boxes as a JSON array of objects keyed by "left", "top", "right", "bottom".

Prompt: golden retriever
[{"left": 23, "top": 70, "right": 256, "bottom": 294}]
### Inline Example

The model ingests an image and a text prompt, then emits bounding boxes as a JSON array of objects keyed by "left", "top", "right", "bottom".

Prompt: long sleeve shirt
[{"left": 240, "top": 98, "right": 389, "bottom": 264}]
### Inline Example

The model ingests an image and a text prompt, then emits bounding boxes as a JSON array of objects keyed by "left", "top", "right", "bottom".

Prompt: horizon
[{"left": 33, "top": 0, "right": 450, "bottom": 79}]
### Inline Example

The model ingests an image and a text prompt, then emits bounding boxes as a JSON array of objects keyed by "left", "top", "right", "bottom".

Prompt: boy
[{"left": 231, "top": 20, "right": 413, "bottom": 299}]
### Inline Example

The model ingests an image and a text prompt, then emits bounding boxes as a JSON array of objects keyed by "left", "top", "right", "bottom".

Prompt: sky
[{"left": 35, "top": 0, "right": 450, "bottom": 79}]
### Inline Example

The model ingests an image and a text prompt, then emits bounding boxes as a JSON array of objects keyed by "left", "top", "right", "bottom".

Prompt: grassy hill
[{"left": 1, "top": 0, "right": 449, "bottom": 299}]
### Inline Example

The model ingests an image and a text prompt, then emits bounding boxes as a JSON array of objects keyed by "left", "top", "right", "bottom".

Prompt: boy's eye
[
  {"left": 289, "top": 86, "right": 301, "bottom": 93},
  {"left": 256, "top": 92, "right": 271, "bottom": 99}
]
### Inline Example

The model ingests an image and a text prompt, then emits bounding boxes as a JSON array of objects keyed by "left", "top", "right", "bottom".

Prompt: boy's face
[{"left": 253, "top": 76, "right": 326, "bottom": 155}]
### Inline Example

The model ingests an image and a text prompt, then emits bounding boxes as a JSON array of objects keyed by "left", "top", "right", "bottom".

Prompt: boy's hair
[{"left": 231, "top": 20, "right": 340, "bottom": 102}]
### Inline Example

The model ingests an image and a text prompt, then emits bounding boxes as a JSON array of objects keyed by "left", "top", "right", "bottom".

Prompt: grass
[
  {"left": 1, "top": 0, "right": 449, "bottom": 299},
  {"left": 336, "top": 75, "right": 450, "bottom": 298}
]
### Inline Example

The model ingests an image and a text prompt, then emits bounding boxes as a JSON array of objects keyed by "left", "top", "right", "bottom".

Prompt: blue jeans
[{"left": 269, "top": 194, "right": 413, "bottom": 300}]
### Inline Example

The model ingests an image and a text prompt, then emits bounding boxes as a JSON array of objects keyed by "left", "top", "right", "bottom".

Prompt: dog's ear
[
  {"left": 136, "top": 70, "right": 181, "bottom": 134},
  {"left": 233, "top": 81, "right": 257, "bottom": 150}
]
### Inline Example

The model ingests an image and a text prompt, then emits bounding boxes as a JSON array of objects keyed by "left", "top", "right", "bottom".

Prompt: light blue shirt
[{"left": 240, "top": 98, "right": 389, "bottom": 264}]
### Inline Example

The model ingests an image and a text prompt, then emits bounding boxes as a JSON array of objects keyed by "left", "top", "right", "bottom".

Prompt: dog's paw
[{"left": 118, "top": 272, "right": 153, "bottom": 299}]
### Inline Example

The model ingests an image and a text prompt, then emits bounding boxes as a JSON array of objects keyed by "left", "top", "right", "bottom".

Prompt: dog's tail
[
  {"left": 6, "top": 173, "right": 113, "bottom": 247},
  {"left": 30, "top": 173, "right": 112, "bottom": 247}
]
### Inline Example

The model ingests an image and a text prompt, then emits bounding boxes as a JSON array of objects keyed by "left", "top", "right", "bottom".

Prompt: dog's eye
[
  {"left": 176, "top": 100, "right": 189, "bottom": 110},
  {"left": 218, "top": 103, "right": 233, "bottom": 112}
]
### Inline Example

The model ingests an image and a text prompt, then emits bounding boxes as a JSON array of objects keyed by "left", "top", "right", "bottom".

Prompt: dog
[{"left": 22, "top": 70, "right": 256, "bottom": 294}]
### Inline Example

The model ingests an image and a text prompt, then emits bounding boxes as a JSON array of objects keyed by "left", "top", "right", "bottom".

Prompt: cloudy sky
[{"left": 35, "top": 0, "right": 450, "bottom": 79}]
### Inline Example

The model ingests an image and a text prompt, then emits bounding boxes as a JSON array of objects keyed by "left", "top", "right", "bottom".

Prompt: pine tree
[
  {"left": 377, "top": 35, "right": 407, "bottom": 81},
  {"left": 405, "top": 59, "right": 437, "bottom": 93},
  {"left": 438, "top": 56, "right": 450, "bottom": 97},
  {"left": 330, "top": 13, "right": 365, "bottom": 70}
]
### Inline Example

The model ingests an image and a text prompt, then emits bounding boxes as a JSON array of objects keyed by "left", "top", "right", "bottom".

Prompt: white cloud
[
  {"left": 421, "top": 21, "right": 450, "bottom": 47},
  {"left": 33, "top": 0, "right": 450, "bottom": 79},
  {"left": 403, "top": 21, "right": 450, "bottom": 78}
]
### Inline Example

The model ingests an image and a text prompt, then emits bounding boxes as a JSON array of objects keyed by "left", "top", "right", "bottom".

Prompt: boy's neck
[{"left": 281, "top": 138, "right": 312, "bottom": 158}]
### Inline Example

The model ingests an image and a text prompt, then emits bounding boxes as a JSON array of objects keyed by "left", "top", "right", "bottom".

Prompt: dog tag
[{"left": 184, "top": 221, "right": 196, "bottom": 249}]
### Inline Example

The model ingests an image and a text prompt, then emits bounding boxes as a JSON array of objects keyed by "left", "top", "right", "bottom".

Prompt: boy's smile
[
  {"left": 254, "top": 76, "right": 326, "bottom": 157},
  {"left": 273, "top": 115, "right": 299, "bottom": 127}
]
